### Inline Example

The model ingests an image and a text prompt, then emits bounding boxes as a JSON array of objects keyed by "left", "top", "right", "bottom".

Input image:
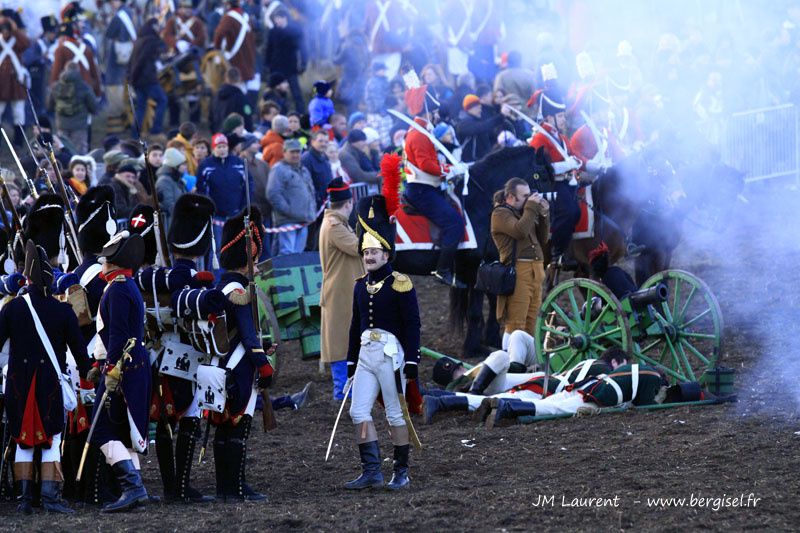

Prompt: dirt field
[{"left": 2, "top": 184, "right": 800, "bottom": 531}]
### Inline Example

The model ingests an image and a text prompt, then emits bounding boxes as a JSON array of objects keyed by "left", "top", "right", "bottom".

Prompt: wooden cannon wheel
[
  {"left": 534, "top": 278, "right": 633, "bottom": 373},
  {"left": 637, "top": 269, "right": 723, "bottom": 383}
]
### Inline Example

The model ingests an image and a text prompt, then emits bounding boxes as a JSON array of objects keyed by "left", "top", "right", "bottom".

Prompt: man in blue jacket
[{"left": 197, "top": 133, "right": 254, "bottom": 270}]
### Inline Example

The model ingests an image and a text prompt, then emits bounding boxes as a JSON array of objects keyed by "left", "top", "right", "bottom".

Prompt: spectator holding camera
[{"left": 490, "top": 178, "right": 550, "bottom": 348}]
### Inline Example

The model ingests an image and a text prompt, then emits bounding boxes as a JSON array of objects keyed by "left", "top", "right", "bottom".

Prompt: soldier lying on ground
[{"left": 423, "top": 339, "right": 612, "bottom": 425}]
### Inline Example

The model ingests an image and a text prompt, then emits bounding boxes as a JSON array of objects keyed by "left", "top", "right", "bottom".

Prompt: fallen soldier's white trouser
[{"left": 531, "top": 390, "right": 591, "bottom": 416}]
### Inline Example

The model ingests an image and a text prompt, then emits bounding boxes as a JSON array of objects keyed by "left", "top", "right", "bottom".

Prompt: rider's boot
[{"left": 432, "top": 247, "right": 467, "bottom": 289}]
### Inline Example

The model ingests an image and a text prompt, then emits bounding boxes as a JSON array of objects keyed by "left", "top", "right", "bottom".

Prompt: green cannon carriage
[
  {"left": 255, "top": 252, "right": 323, "bottom": 365},
  {"left": 535, "top": 269, "right": 724, "bottom": 384}
]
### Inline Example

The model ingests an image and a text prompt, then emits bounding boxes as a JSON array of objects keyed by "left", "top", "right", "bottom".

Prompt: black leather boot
[
  {"left": 101, "top": 459, "right": 148, "bottom": 513},
  {"left": 422, "top": 395, "right": 469, "bottom": 425},
  {"left": 468, "top": 365, "right": 498, "bottom": 395},
  {"left": 508, "top": 362, "right": 528, "bottom": 374},
  {"left": 227, "top": 416, "right": 267, "bottom": 502},
  {"left": 344, "top": 441, "right": 384, "bottom": 490},
  {"left": 386, "top": 445, "right": 410, "bottom": 490},
  {"left": 41, "top": 462, "right": 74, "bottom": 514},
  {"left": 433, "top": 247, "right": 467, "bottom": 289},
  {"left": 175, "top": 417, "right": 214, "bottom": 503},
  {"left": 13, "top": 462, "right": 33, "bottom": 515},
  {"left": 212, "top": 425, "right": 228, "bottom": 501},
  {"left": 155, "top": 419, "right": 177, "bottom": 501}
]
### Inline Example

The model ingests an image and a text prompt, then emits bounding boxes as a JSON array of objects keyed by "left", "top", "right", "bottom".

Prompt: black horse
[{"left": 392, "top": 146, "right": 554, "bottom": 358}]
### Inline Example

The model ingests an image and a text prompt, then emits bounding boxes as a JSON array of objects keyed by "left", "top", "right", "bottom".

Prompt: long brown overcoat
[{"left": 319, "top": 209, "right": 364, "bottom": 363}]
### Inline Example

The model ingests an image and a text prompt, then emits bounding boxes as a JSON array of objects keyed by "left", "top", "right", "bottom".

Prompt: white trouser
[
  {"left": 532, "top": 390, "right": 590, "bottom": 416},
  {"left": 507, "top": 330, "right": 536, "bottom": 367},
  {"left": 349, "top": 335, "right": 406, "bottom": 427},
  {"left": 100, "top": 440, "right": 141, "bottom": 468},
  {"left": 0, "top": 100, "right": 24, "bottom": 125},
  {"left": 15, "top": 433, "right": 62, "bottom": 462}
]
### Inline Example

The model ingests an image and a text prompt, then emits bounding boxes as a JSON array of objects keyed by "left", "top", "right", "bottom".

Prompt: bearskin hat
[
  {"left": 356, "top": 195, "right": 396, "bottom": 261},
  {"left": 168, "top": 194, "right": 216, "bottom": 257},
  {"left": 127, "top": 204, "right": 157, "bottom": 266},
  {"left": 100, "top": 231, "right": 144, "bottom": 271},
  {"left": 219, "top": 206, "right": 264, "bottom": 271},
  {"left": 23, "top": 193, "right": 65, "bottom": 261},
  {"left": 77, "top": 185, "right": 117, "bottom": 254}
]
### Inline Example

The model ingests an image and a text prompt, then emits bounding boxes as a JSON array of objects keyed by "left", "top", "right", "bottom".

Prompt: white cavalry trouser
[
  {"left": 531, "top": 390, "right": 590, "bottom": 416},
  {"left": 349, "top": 329, "right": 406, "bottom": 427},
  {"left": 15, "top": 433, "right": 62, "bottom": 462},
  {"left": 481, "top": 330, "right": 538, "bottom": 395}
]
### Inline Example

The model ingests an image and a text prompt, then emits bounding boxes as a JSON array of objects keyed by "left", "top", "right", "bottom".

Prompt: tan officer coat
[{"left": 319, "top": 209, "right": 365, "bottom": 363}]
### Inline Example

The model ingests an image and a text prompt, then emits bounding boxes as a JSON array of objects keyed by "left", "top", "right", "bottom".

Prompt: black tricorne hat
[
  {"left": 127, "top": 204, "right": 157, "bottom": 266},
  {"left": 432, "top": 357, "right": 464, "bottom": 387},
  {"left": 23, "top": 193, "right": 65, "bottom": 261},
  {"left": 327, "top": 177, "right": 352, "bottom": 203},
  {"left": 356, "top": 195, "right": 395, "bottom": 261},
  {"left": 168, "top": 193, "right": 216, "bottom": 257},
  {"left": 100, "top": 231, "right": 144, "bottom": 271},
  {"left": 23, "top": 240, "right": 54, "bottom": 293},
  {"left": 219, "top": 206, "right": 264, "bottom": 271},
  {"left": 77, "top": 185, "right": 117, "bottom": 254}
]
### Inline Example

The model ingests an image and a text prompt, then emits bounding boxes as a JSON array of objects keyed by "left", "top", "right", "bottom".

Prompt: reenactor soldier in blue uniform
[
  {"left": 345, "top": 195, "right": 421, "bottom": 491},
  {"left": 0, "top": 240, "right": 91, "bottom": 514},
  {"left": 211, "top": 206, "right": 273, "bottom": 502},
  {"left": 136, "top": 193, "right": 217, "bottom": 503},
  {"left": 64, "top": 185, "right": 118, "bottom": 503},
  {"left": 90, "top": 231, "right": 153, "bottom": 513}
]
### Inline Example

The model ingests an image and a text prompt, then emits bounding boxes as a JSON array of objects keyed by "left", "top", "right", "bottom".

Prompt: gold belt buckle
[{"left": 369, "top": 331, "right": 382, "bottom": 342}]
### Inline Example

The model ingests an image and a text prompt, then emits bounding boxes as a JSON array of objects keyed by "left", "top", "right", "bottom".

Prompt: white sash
[
  {"left": 223, "top": 10, "right": 250, "bottom": 61},
  {"left": 62, "top": 40, "right": 89, "bottom": 70},
  {"left": 368, "top": 0, "right": 391, "bottom": 52},
  {"left": 22, "top": 294, "right": 78, "bottom": 412},
  {"left": 176, "top": 17, "right": 195, "bottom": 42},
  {"left": 0, "top": 36, "right": 30, "bottom": 86},
  {"left": 116, "top": 9, "right": 137, "bottom": 41}
]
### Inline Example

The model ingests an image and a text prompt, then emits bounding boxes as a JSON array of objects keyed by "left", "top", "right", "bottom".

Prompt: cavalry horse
[
  {"left": 561, "top": 146, "right": 687, "bottom": 286},
  {"left": 387, "top": 146, "right": 555, "bottom": 358}
]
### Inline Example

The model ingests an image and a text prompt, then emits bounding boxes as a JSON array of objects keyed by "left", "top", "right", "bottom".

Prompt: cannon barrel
[{"left": 628, "top": 282, "right": 668, "bottom": 310}]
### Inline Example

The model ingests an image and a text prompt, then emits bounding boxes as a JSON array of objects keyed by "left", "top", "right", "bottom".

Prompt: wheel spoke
[
  {"left": 590, "top": 341, "right": 613, "bottom": 354},
  {"left": 680, "top": 338, "right": 710, "bottom": 366},
  {"left": 583, "top": 287, "right": 594, "bottom": 329},
  {"left": 681, "top": 307, "right": 712, "bottom": 329},
  {"left": 671, "top": 279, "right": 682, "bottom": 322},
  {"left": 682, "top": 332, "right": 717, "bottom": 340},
  {"left": 586, "top": 302, "right": 612, "bottom": 335},
  {"left": 592, "top": 326, "right": 622, "bottom": 341},
  {"left": 567, "top": 289, "right": 581, "bottom": 326},
  {"left": 550, "top": 302, "right": 577, "bottom": 331},
  {"left": 675, "top": 340, "right": 697, "bottom": 381},
  {"left": 639, "top": 338, "right": 663, "bottom": 354},
  {"left": 660, "top": 300, "right": 674, "bottom": 323},
  {"left": 664, "top": 335, "right": 685, "bottom": 380},
  {"left": 636, "top": 351, "right": 686, "bottom": 382},
  {"left": 558, "top": 349, "right": 581, "bottom": 370},
  {"left": 678, "top": 284, "right": 698, "bottom": 322},
  {"left": 656, "top": 343, "right": 669, "bottom": 366}
]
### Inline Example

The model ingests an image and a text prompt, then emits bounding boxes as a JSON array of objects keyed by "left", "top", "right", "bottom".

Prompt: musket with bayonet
[
  {"left": 243, "top": 159, "right": 277, "bottom": 432},
  {"left": 1, "top": 127, "right": 40, "bottom": 201},
  {"left": 17, "top": 124, "right": 61, "bottom": 198},
  {"left": 25, "top": 91, "right": 83, "bottom": 264},
  {"left": 126, "top": 84, "right": 171, "bottom": 268}
]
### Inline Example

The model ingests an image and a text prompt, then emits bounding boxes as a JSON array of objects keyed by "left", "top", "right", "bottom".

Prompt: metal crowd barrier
[{"left": 721, "top": 103, "right": 800, "bottom": 183}]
